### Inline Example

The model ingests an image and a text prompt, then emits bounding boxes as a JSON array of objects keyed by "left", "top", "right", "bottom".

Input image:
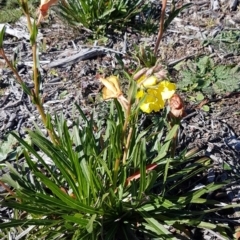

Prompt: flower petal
[
  {"left": 158, "top": 81, "right": 176, "bottom": 100},
  {"left": 100, "top": 76, "right": 122, "bottom": 99},
  {"left": 139, "top": 89, "right": 164, "bottom": 113},
  {"left": 38, "top": 0, "right": 58, "bottom": 24},
  {"left": 107, "top": 76, "right": 121, "bottom": 94},
  {"left": 136, "top": 90, "right": 144, "bottom": 99}
]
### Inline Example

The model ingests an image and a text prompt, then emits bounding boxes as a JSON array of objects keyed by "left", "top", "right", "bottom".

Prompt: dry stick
[
  {"left": 0, "top": 180, "right": 21, "bottom": 203},
  {"left": 0, "top": 181, "right": 15, "bottom": 196},
  {"left": 154, "top": 0, "right": 167, "bottom": 55}
]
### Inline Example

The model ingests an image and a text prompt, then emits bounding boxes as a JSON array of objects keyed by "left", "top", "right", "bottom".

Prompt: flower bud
[{"left": 169, "top": 94, "right": 186, "bottom": 119}]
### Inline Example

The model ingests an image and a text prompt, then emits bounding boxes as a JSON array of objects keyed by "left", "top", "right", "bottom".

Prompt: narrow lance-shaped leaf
[
  {"left": 30, "top": 21, "right": 38, "bottom": 46},
  {"left": 153, "top": 124, "right": 179, "bottom": 162},
  {"left": 138, "top": 139, "right": 146, "bottom": 198},
  {"left": 20, "top": 81, "right": 32, "bottom": 96},
  {"left": 0, "top": 219, "right": 60, "bottom": 229},
  {"left": 164, "top": 3, "right": 192, "bottom": 31},
  {"left": 128, "top": 78, "right": 137, "bottom": 105},
  {"left": 0, "top": 25, "right": 6, "bottom": 49},
  {"left": 35, "top": 171, "right": 100, "bottom": 214},
  {"left": 139, "top": 210, "right": 178, "bottom": 239}
]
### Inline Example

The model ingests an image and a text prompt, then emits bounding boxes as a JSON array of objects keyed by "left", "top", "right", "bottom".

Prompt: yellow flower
[
  {"left": 99, "top": 75, "right": 129, "bottom": 111},
  {"left": 139, "top": 88, "right": 165, "bottom": 113},
  {"left": 100, "top": 75, "right": 122, "bottom": 100},
  {"left": 137, "top": 80, "right": 176, "bottom": 113}
]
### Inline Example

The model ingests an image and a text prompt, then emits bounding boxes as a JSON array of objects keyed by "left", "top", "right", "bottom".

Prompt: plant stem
[
  {"left": 0, "top": 180, "right": 21, "bottom": 203},
  {"left": 22, "top": 3, "right": 59, "bottom": 145},
  {"left": 154, "top": 0, "right": 167, "bottom": 55},
  {"left": 169, "top": 119, "right": 180, "bottom": 158},
  {"left": 25, "top": 12, "right": 32, "bottom": 34},
  {"left": 32, "top": 43, "right": 39, "bottom": 97},
  {"left": 122, "top": 102, "right": 132, "bottom": 165},
  {"left": 21, "top": 0, "right": 32, "bottom": 34},
  {"left": 0, "top": 49, "right": 24, "bottom": 85},
  {"left": 113, "top": 158, "right": 120, "bottom": 190},
  {"left": 122, "top": 127, "right": 133, "bottom": 166},
  {"left": 35, "top": 104, "right": 59, "bottom": 145},
  {"left": 170, "top": 129, "right": 178, "bottom": 158}
]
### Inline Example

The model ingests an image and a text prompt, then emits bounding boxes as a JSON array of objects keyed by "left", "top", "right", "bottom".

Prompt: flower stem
[
  {"left": 32, "top": 43, "right": 39, "bottom": 97},
  {"left": 122, "top": 101, "right": 132, "bottom": 165},
  {"left": 122, "top": 127, "right": 133, "bottom": 165},
  {"left": 113, "top": 158, "right": 120, "bottom": 189}
]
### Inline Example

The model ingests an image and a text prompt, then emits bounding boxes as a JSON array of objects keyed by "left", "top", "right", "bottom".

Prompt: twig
[{"left": 0, "top": 49, "right": 24, "bottom": 85}]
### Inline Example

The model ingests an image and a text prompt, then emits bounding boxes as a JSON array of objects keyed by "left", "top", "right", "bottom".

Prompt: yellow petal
[
  {"left": 139, "top": 88, "right": 165, "bottom": 113},
  {"left": 158, "top": 81, "right": 176, "bottom": 100},
  {"left": 100, "top": 76, "right": 122, "bottom": 99},
  {"left": 100, "top": 77, "right": 117, "bottom": 96},
  {"left": 142, "top": 76, "right": 158, "bottom": 88},
  {"left": 102, "top": 87, "right": 116, "bottom": 100},
  {"left": 140, "top": 103, "right": 152, "bottom": 113},
  {"left": 136, "top": 74, "right": 147, "bottom": 85},
  {"left": 107, "top": 76, "right": 121, "bottom": 93},
  {"left": 138, "top": 75, "right": 158, "bottom": 89},
  {"left": 136, "top": 90, "right": 144, "bottom": 99}
]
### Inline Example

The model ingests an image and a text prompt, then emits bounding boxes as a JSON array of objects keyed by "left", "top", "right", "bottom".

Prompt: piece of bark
[
  {"left": 0, "top": 22, "right": 43, "bottom": 40},
  {"left": 48, "top": 45, "right": 124, "bottom": 68},
  {"left": 48, "top": 48, "right": 106, "bottom": 68},
  {"left": 229, "top": 0, "right": 239, "bottom": 10}
]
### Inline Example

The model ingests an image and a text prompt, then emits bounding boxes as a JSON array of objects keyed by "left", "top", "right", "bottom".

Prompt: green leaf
[
  {"left": 86, "top": 214, "right": 96, "bottom": 233},
  {"left": 2, "top": 201, "right": 56, "bottom": 215},
  {"left": 162, "top": 157, "right": 171, "bottom": 195},
  {"left": 196, "top": 92, "right": 204, "bottom": 101},
  {"left": 35, "top": 171, "right": 100, "bottom": 214},
  {"left": 128, "top": 78, "right": 137, "bottom": 104},
  {"left": 62, "top": 214, "right": 88, "bottom": 226},
  {"left": 202, "top": 105, "right": 210, "bottom": 112},
  {"left": 140, "top": 210, "right": 178, "bottom": 239},
  {"left": 0, "top": 219, "right": 60, "bottom": 229},
  {"left": 0, "top": 24, "right": 6, "bottom": 48},
  {"left": 139, "top": 139, "right": 146, "bottom": 198},
  {"left": 153, "top": 124, "right": 179, "bottom": 162},
  {"left": 10, "top": 131, "right": 60, "bottom": 185},
  {"left": 0, "top": 134, "right": 19, "bottom": 162},
  {"left": 30, "top": 21, "right": 38, "bottom": 46},
  {"left": 141, "top": 197, "right": 177, "bottom": 212},
  {"left": 164, "top": 3, "right": 192, "bottom": 32},
  {"left": 20, "top": 81, "right": 32, "bottom": 95},
  {"left": 177, "top": 182, "right": 228, "bottom": 204},
  {"left": 197, "top": 56, "right": 211, "bottom": 74}
]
